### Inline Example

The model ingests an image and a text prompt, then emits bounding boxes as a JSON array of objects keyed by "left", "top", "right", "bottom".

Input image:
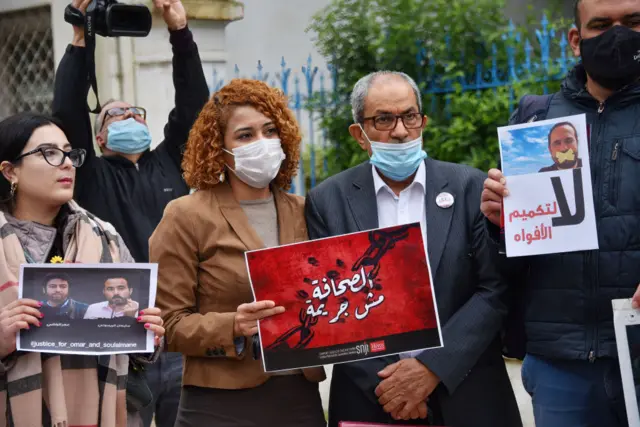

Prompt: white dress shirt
[{"left": 372, "top": 162, "right": 427, "bottom": 359}]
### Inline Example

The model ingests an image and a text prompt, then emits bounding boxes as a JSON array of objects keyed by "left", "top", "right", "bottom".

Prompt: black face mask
[{"left": 580, "top": 25, "right": 640, "bottom": 91}]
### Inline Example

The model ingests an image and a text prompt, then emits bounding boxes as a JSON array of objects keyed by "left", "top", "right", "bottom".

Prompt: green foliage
[
  {"left": 300, "top": 143, "right": 332, "bottom": 190},
  {"left": 306, "top": 0, "right": 572, "bottom": 179}
]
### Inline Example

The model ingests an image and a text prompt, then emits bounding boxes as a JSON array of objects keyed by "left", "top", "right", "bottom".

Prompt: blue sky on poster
[{"left": 500, "top": 122, "right": 556, "bottom": 176}]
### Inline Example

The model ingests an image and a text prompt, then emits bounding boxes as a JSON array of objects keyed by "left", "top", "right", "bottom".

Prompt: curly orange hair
[{"left": 182, "top": 79, "right": 301, "bottom": 191}]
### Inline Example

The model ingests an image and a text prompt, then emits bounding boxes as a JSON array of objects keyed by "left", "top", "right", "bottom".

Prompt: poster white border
[
  {"left": 613, "top": 298, "right": 640, "bottom": 427},
  {"left": 244, "top": 223, "right": 443, "bottom": 373},
  {"left": 17, "top": 263, "right": 157, "bottom": 355}
]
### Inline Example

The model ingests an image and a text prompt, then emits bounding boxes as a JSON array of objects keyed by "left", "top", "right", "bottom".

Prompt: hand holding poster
[
  {"left": 245, "top": 223, "right": 442, "bottom": 372},
  {"left": 497, "top": 114, "right": 598, "bottom": 257},
  {"left": 17, "top": 264, "right": 157, "bottom": 355},
  {"left": 613, "top": 298, "right": 640, "bottom": 427}
]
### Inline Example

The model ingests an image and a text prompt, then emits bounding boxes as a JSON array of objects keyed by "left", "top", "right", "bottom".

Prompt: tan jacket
[{"left": 149, "top": 183, "right": 325, "bottom": 389}]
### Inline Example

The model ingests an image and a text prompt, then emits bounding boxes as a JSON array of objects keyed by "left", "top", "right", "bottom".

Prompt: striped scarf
[{"left": 0, "top": 201, "right": 128, "bottom": 427}]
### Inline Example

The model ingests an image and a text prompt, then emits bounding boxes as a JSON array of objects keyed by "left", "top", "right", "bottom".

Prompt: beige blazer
[{"left": 149, "top": 182, "right": 325, "bottom": 389}]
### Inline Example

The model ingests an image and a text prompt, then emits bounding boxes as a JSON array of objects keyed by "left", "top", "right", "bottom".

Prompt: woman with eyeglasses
[{"left": 0, "top": 112, "right": 165, "bottom": 427}]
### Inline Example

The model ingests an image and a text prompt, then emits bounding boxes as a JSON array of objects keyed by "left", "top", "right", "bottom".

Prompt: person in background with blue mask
[
  {"left": 51, "top": 1, "right": 209, "bottom": 427},
  {"left": 305, "top": 71, "right": 521, "bottom": 427}
]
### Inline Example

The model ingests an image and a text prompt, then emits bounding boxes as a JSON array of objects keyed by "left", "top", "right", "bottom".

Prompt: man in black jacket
[
  {"left": 481, "top": 1, "right": 640, "bottom": 426},
  {"left": 52, "top": 1, "right": 209, "bottom": 427}
]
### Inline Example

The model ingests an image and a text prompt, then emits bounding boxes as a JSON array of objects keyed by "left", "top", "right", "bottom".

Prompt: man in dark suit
[{"left": 305, "top": 71, "right": 521, "bottom": 427}]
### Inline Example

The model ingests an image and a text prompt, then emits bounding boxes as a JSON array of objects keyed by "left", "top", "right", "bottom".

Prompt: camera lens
[{"left": 106, "top": 4, "right": 152, "bottom": 37}]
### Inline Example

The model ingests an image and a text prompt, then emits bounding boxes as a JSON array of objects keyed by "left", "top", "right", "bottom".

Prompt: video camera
[
  {"left": 64, "top": 0, "right": 152, "bottom": 38},
  {"left": 63, "top": 1, "right": 152, "bottom": 112}
]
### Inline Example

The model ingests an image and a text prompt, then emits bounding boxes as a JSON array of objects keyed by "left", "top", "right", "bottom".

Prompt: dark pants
[
  {"left": 174, "top": 375, "right": 326, "bottom": 427},
  {"left": 328, "top": 355, "right": 521, "bottom": 427},
  {"left": 522, "top": 354, "right": 629, "bottom": 427},
  {"left": 328, "top": 363, "right": 432, "bottom": 427},
  {"left": 139, "top": 352, "right": 183, "bottom": 427}
]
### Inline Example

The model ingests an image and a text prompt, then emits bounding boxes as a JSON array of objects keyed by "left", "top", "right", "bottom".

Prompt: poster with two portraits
[{"left": 17, "top": 263, "right": 157, "bottom": 355}]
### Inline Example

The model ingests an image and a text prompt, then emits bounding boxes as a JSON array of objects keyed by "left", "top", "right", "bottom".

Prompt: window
[{"left": 0, "top": 6, "right": 54, "bottom": 119}]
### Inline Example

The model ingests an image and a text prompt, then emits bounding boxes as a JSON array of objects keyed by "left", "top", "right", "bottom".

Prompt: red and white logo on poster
[{"left": 369, "top": 341, "right": 386, "bottom": 353}]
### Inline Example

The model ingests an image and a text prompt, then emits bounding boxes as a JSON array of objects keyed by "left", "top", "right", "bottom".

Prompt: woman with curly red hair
[{"left": 149, "top": 79, "right": 326, "bottom": 426}]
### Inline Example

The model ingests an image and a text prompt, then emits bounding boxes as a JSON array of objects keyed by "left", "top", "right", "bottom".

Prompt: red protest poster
[{"left": 245, "top": 223, "right": 442, "bottom": 372}]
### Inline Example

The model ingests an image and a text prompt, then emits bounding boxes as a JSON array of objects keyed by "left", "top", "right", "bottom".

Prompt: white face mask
[{"left": 224, "top": 138, "right": 286, "bottom": 189}]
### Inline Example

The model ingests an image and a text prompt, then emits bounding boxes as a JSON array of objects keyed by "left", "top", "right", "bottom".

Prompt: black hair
[
  {"left": 574, "top": 0, "right": 582, "bottom": 29},
  {"left": 0, "top": 112, "right": 63, "bottom": 203},
  {"left": 42, "top": 272, "right": 72, "bottom": 290},
  {"left": 105, "top": 277, "right": 131, "bottom": 289},
  {"left": 548, "top": 121, "right": 579, "bottom": 147}
]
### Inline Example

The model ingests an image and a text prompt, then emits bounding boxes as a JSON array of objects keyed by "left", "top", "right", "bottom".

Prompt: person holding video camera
[{"left": 52, "top": 1, "right": 209, "bottom": 427}]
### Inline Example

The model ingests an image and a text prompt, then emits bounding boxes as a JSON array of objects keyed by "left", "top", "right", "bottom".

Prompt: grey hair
[
  {"left": 350, "top": 71, "right": 422, "bottom": 124},
  {"left": 94, "top": 98, "right": 118, "bottom": 136}
]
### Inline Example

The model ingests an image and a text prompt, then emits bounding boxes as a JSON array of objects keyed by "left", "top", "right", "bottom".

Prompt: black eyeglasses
[
  {"left": 14, "top": 147, "right": 87, "bottom": 168},
  {"left": 105, "top": 106, "right": 146, "bottom": 120},
  {"left": 362, "top": 112, "right": 425, "bottom": 131},
  {"left": 100, "top": 106, "right": 147, "bottom": 131}
]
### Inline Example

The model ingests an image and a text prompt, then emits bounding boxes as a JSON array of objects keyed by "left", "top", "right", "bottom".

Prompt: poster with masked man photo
[{"left": 497, "top": 114, "right": 598, "bottom": 257}]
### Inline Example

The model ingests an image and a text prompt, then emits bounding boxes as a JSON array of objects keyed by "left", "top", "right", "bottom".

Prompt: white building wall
[
  {"left": 50, "top": 0, "right": 74, "bottom": 68},
  {"left": 224, "top": 0, "right": 330, "bottom": 81},
  {"left": 0, "top": 0, "right": 50, "bottom": 14},
  {"left": 131, "top": 16, "right": 229, "bottom": 146}
]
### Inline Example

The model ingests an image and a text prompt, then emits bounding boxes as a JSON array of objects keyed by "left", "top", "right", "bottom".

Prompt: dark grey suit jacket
[{"left": 305, "top": 159, "right": 520, "bottom": 426}]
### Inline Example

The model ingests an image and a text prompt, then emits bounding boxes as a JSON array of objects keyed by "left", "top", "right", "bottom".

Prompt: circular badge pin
[{"left": 436, "top": 192, "right": 454, "bottom": 209}]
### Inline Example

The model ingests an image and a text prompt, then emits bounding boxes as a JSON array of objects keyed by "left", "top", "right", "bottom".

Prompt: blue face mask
[
  {"left": 106, "top": 118, "right": 152, "bottom": 154},
  {"left": 360, "top": 125, "right": 427, "bottom": 181}
]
